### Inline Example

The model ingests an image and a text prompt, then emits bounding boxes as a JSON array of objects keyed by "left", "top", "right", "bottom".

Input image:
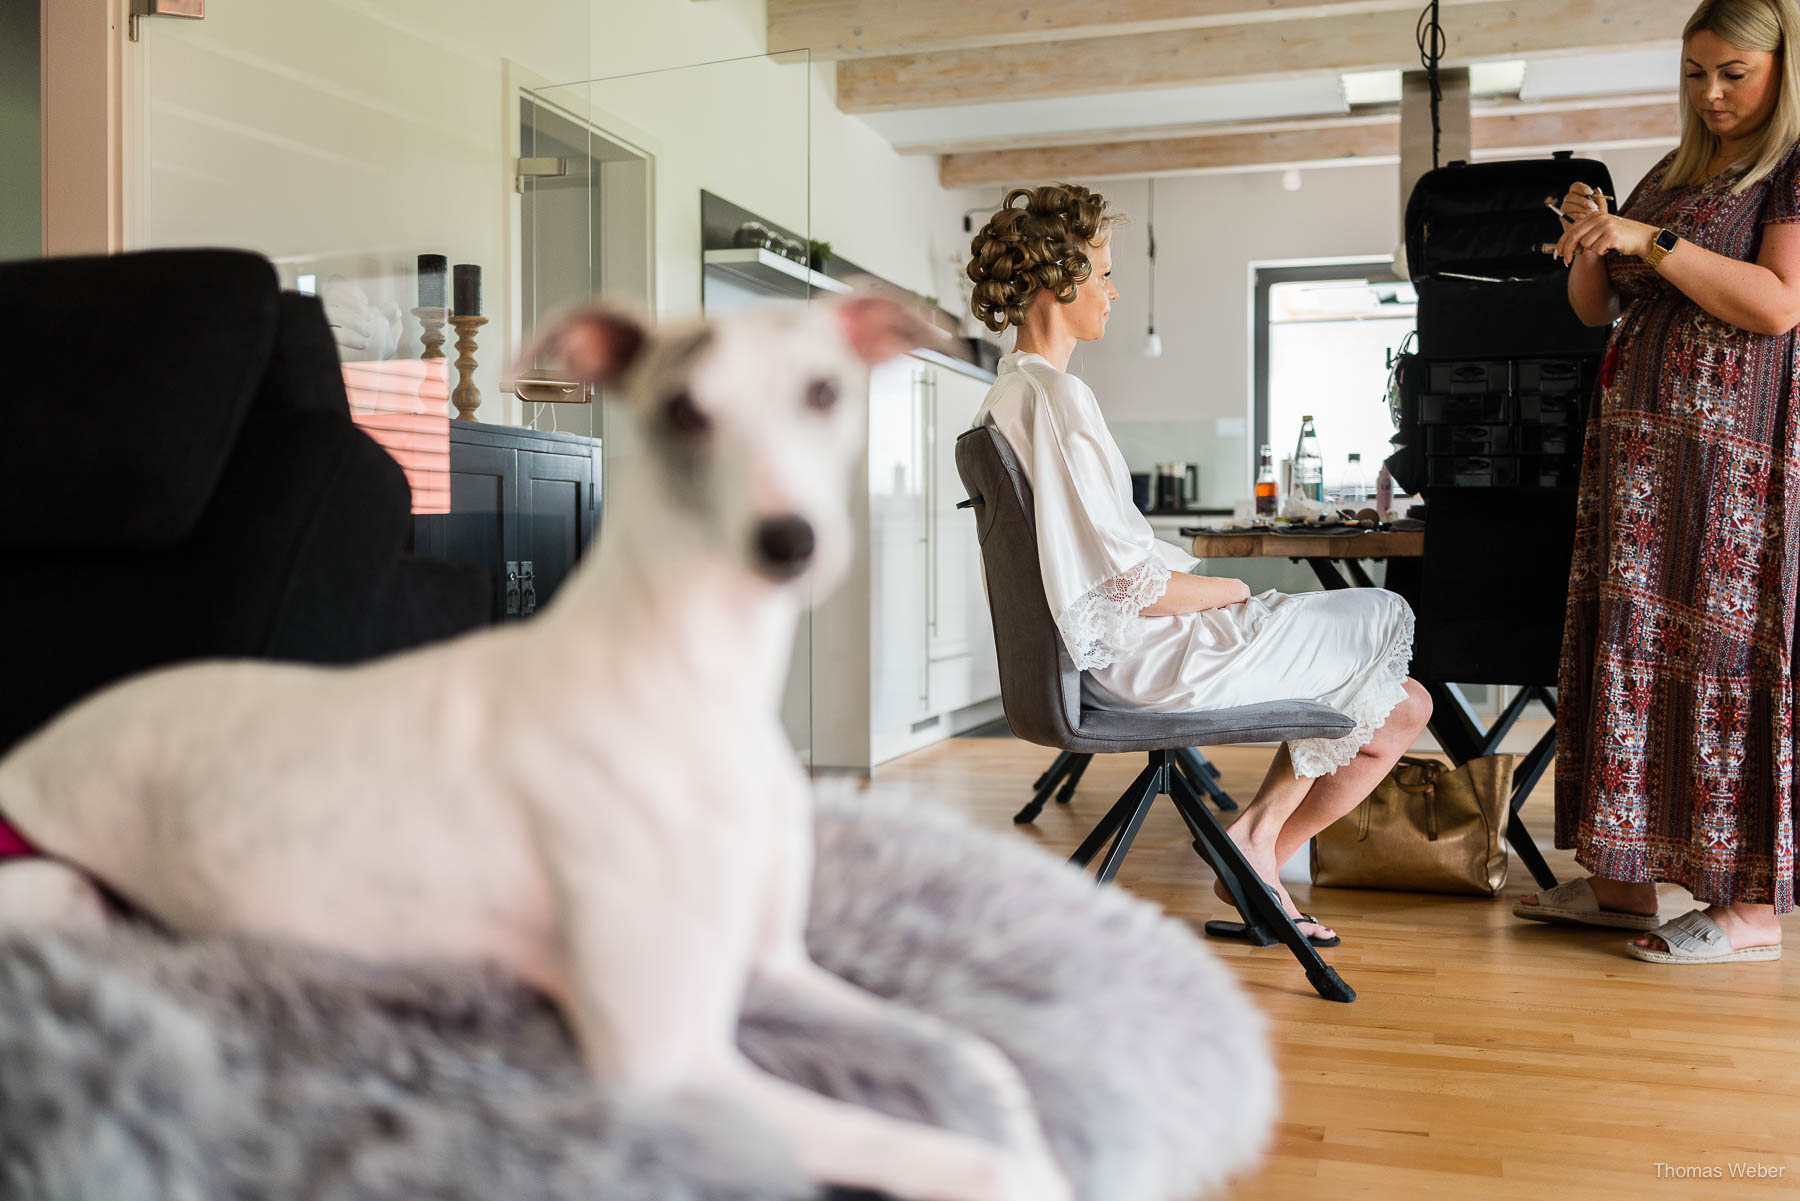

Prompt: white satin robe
[{"left": 974, "top": 350, "right": 1415, "bottom": 778}]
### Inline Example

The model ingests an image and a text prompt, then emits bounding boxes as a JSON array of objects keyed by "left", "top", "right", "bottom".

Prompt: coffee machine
[{"left": 1153, "top": 462, "right": 1199, "bottom": 513}]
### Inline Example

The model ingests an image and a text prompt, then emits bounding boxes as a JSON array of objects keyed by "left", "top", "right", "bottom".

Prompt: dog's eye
[
  {"left": 805, "top": 379, "right": 839, "bottom": 414},
  {"left": 663, "top": 391, "right": 710, "bottom": 435}
]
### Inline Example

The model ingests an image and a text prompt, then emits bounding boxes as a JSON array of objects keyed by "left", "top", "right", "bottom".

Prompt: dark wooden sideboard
[{"left": 411, "top": 421, "right": 602, "bottom": 621}]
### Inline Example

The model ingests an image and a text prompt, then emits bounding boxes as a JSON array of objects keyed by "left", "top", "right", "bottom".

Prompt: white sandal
[
  {"left": 1626, "top": 909, "right": 1783, "bottom": 964},
  {"left": 1511, "top": 877, "right": 1663, "bottom": 931}
]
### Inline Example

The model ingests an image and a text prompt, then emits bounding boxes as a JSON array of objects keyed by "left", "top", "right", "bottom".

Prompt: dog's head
[{"left": 526, "top": 293, "right": 940, "bottom": 593}]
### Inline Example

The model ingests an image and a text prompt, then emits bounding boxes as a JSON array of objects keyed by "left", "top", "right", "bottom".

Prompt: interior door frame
[
  {"left": 40, "top": 0, "right": 138, "bottom": 255},
  {"left": 499, "top": 59, "right": 660, "bottom": 422}
]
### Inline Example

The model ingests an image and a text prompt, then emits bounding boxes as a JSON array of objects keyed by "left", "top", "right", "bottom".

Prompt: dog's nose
[{"left": 754, "top": 516, "right": 815, "bottom": 578}]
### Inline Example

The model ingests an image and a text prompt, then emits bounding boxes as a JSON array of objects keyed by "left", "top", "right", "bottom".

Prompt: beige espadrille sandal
[
  {"left": 1511, "top": 877, "right": 1663, "bottom": 931},
  {"left": 1626, "top": 909, "right": 1783, "bottom": 964}
]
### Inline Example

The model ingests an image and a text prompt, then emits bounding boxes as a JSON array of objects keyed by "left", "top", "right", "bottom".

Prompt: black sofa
[{"left": 0, "top": 249, "right": 490, "bottom": 752}]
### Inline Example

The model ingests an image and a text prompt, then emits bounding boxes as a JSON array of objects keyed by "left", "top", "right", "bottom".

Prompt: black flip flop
[{"left": 1204, "top": 913, "right": 1342, "bottom": 949}]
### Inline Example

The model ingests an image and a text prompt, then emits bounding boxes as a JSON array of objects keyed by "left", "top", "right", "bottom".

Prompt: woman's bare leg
[
  {"left": 1215, "top": 679, "right": 1433, "bottom": 939},
  {"left": 1268, "top": 679, "right": 1435, "bottom": 864}
]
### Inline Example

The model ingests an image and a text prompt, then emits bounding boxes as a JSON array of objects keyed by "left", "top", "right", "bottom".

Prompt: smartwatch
[{"left": 1644, "top": 227, "right": 1680, "bottom": 268}]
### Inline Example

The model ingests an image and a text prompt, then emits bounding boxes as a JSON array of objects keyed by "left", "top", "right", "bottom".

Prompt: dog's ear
[
  {"left": 834, "top": 292, "right": 944, "bottom": 366},
  {"left": 517, "top": 305, "right": 647, "bottom": 388}
]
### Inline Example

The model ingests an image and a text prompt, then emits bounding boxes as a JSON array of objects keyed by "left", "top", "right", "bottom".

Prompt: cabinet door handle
[
  {"left": 504, "top": 561, "right": 521, "bottom": 617},
  {"left": 519, "top": 560, "right": 537, "bottom": 616}
]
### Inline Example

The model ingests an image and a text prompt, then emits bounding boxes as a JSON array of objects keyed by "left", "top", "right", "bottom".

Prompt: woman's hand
[
  {"left": 1203, "top": 576, "right": 1252, "bottom": 608},
  {"left": 1555, "top": 186, "right": 1656, "bottom": 266},
  {"left": 1139, "top": 573, "right": 1250, "bottom": 616},
  {"left": 1559, "top": 181, "right": 1607, "bottom": 221}
]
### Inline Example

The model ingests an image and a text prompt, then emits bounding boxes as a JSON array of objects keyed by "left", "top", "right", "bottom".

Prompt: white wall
[
  {"left": 577, "top": 2, "right": 966, "bottom": 316},
  {"left": 123, "top": 0, "right": 966, "bottom": 427},
  {"left": 943, "top": 144, "right": 1675, "bottom": 510},
  {"left": 128, "top": 0, "right": 592, "bottom": 420}
]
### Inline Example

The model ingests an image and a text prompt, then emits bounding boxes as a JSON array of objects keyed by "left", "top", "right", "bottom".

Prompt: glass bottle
[
  {"left": 1293, "top": 415, "right": 1325, "bottom": 504},
  {"left": 1254, "top": 444, "right": 1278, "bottom": 517}
]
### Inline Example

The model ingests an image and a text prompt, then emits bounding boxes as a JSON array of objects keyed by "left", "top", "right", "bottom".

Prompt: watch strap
[{"left": 1645, "top": 228, "right": 1679, "bottom": 267}]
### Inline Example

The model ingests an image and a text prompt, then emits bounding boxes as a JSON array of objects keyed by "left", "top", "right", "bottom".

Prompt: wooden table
[
  {"left": 1191, "top": 526, "right": 1559, "bottom": 891},
  {"left": 1191, "top": 529, "right": 1421, "bottom": 592}
]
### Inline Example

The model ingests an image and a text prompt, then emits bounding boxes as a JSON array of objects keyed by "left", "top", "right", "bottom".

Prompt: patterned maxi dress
[{"left": 1557, "top": 143, "right": 1800, "bottom": 914}]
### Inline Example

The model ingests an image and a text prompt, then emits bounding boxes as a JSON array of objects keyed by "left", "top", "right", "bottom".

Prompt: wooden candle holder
[
  {"left": 411, "top": 305, "right": 449, "bottom": 362},
  {"left": 449, "top": 314, "right": 488, "bottom": 421}
]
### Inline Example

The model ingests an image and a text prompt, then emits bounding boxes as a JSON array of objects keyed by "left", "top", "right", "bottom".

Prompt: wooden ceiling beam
[
  {"left": 769, "top": 0, "right": 1499, "bottom": 60},
  {"left": 837, "top": 0, "right": 1691, "bottom": 113},
  {"left": 892, "top": 91, "right": 1675, "bottom": 156},
  {"left": 937, "top": 97, "right": 1678, "bottom": 187}
]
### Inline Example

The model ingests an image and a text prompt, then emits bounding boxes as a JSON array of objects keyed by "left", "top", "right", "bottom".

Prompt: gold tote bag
[{"left": 1310, "top": 755, "right": 1517, "bottom": 897}]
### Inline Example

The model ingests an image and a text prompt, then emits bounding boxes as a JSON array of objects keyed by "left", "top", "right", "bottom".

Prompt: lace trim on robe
[{"left": 1054, "top": 555, "right": 1171, "bottom": 671}]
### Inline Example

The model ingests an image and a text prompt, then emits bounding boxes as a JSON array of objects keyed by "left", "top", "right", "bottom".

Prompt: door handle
[
  {"left": 504, "top": 561, "right": 521, "bottom": 617},
  {"left": 520, "top": 560, "right": 538, "bottom": 616}
]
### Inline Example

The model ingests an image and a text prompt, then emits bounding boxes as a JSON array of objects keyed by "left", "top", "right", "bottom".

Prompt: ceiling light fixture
[{"left": 1143, "top": 177, "right": 1162, "bottom": 358}]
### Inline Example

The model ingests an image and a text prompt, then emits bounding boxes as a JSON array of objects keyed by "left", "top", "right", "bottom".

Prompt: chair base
[
  {"left": 1016, "top": 748, "right": 1236, "bottom": 824},
  {"left": 1063, "top": 748, "right": 1354, "bottom": 1004}
]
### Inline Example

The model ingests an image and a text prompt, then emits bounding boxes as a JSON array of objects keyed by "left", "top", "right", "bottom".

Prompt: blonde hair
[
  {"left": 1666, "top": 0, "right": 1800, "bottom": 191},
  {"left": 965, "top": 183, "right": 1124, "bottom": 333}
]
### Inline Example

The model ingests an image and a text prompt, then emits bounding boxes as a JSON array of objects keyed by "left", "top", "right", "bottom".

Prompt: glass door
[{"left": 527, "top": 53, "right": 819, "bottom": 765}]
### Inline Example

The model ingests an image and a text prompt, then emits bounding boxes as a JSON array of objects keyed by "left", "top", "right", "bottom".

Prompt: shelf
[{"left": 703, "top": 248, "right": 852, "bottom": 297}]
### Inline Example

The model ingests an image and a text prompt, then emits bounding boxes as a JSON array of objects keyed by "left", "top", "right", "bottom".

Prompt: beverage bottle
[
  {"left": 1293, "top": 415, "right": 1325, "bottom": 504},
  {"left": 1254, "top": 444, "right": 1278, "bottom": 517},
  {"left": 1376, "top": 462, "right": 1394, "bottom": 521},
  {"left": 1340, "top": 453, "right": 1367, "bottom": 506}
]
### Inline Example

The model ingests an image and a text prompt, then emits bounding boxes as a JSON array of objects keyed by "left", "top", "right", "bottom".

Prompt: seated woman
[{"left": 968, "top": 183, "right": 1432, "bottom": 945}]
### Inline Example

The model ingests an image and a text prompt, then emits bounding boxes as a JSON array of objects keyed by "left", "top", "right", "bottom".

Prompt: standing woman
[{"left": 1517, "top": 0, "right": 1800, "bottom": 961}]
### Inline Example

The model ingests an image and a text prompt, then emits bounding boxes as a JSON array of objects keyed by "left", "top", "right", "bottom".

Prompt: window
[{"left": 1254, "top": 263, "right": 1416, "bottom": 498}]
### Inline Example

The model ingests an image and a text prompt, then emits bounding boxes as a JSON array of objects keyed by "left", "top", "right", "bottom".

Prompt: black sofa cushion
[
  {"left": 0, "top": 249, "right": 282, "bottom": 551},
  {"left": 0, "top": 249, "right": 491, "bottom": 752}
]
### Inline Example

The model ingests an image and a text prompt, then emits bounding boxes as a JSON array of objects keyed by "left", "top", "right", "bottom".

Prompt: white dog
[{"left": 0, "top": 295, "right": 1071, "bottom": 1201}]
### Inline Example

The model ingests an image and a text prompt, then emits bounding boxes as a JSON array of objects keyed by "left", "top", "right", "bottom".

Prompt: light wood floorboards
[{"left": 855, "top": 733, "right": 1800, "bottom": 1200}]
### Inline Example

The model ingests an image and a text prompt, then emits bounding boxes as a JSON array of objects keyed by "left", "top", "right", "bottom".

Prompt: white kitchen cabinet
[
  {"left": 868, "top": 356, "right": 930, "bottom": 736},
  {"left": 811, "top": 352, "right": 1003, "bottom": 772},
  {"left": 926, "top": 363, "right": 1002, "bottom": 715}
]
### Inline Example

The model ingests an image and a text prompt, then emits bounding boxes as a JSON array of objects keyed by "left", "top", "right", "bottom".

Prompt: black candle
[
  {"left": 453, "top": 264, "right": 482, "bottom": 317},
  {"left": 417, "top": 254, "right": 446, "bottom": 308}
]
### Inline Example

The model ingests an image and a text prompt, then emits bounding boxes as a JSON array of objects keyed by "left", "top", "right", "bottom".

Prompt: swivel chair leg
[
  {"left": 1013, "top": 767, "right": 1066, "bottom": 824},
  {"left": 1091, "top": 762, "right": 1161, "bottom": 884},
  {"left": 1067, "top": 760, "right": 1161, "bottom": 866},
  {"left": 1021, "top": 752, "right": 1094, "bottom": 821},
  {"left": 1032, "top": 751, "right": 1072, "bottom": 792},
  {"left": 1174, "top": 747, "right": 1237, "bottom": 811},
  {"left": 1055, "top": 753, "right": 1092, "bottom": 804},
  {"left": 1166, "top": 761, "right": 1355, "bottom": 1003}
]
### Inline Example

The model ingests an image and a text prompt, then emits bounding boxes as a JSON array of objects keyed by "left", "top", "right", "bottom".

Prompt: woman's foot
[
  {"left": 1518, "top": 875, "right": 1658, "bottom": 917},
  {"left": 1211, "top": 827, "right": 1336, "bottom": 943},
  {"left": 1632, "top": 903, "right": 1781, "bottom": 955}
]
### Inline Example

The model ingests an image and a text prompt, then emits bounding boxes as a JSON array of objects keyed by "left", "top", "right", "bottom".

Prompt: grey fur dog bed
[{"left": 0, "top": 795, "right": 1275, "bottom": 1201}]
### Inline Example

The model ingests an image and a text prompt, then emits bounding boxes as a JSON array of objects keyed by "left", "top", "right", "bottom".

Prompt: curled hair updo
[{"left": 966, "top": 183, "right": 1123, "bottom": 333}]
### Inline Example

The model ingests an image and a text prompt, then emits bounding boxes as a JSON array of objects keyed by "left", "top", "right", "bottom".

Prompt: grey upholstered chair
[{"left": 954, "top": 424, "right": 1359, "bottom": 1002}]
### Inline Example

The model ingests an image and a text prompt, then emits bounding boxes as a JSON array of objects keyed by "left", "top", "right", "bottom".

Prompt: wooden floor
[{"left": 857, "top": 732, "right": 1800, "bottom": 1200}]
